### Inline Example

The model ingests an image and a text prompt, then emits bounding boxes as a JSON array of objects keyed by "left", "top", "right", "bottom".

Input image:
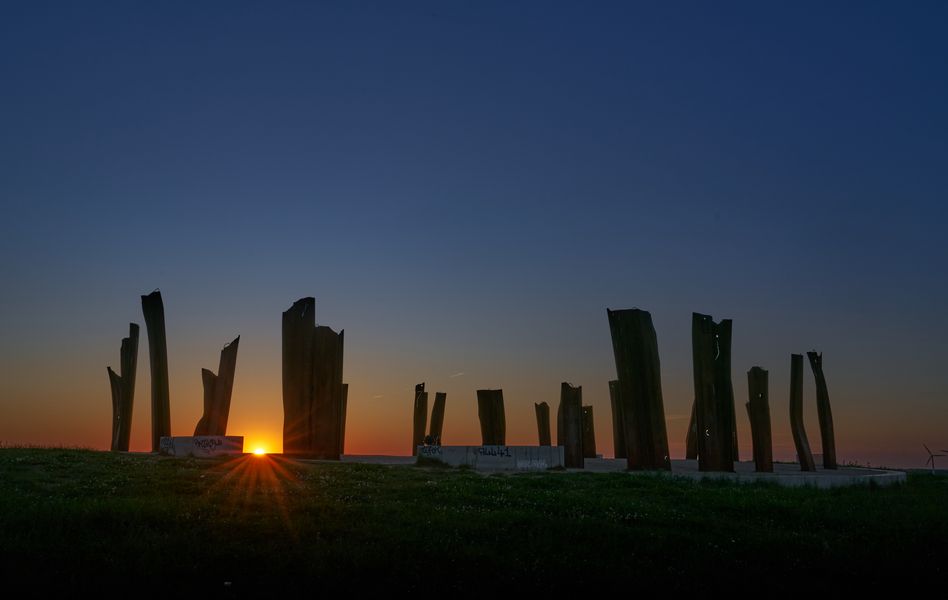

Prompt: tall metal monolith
[
  {"left": 608, "top": 380, "right": 626, "bottom": 459},
  {"left": 194, "top": 336, "right": 240, "bottom": 436},
  {"left": 807, "top": 351, "right": 837, "bottom": 469},
  {"left": 535, "top": 401, "right": 551, "bottom": 446},
  {"left": 607, "top": 308, "right": 670, "bottom": 470},
  {"left": 557, "top": 382, "right": 584, "bottom": 468},
  {"left": 283, "top": 298, "right": 315, "bottom": 453},
  {"left": 582, "top": 405, "right": 597, "bottom": 459},
  {"left": 281, "top": 297, "right": 345, "bottom": 458},
  {"left": 429, "top": 392, "right": 447, "bottom": 444},
  {"left": 412, "top": 383, "right": 428, "bottom": 455},
  {"left": 476, "top": 389, "right": 505, "bottom": 445},
  {"left": 691, "top": 312, "right": 737, "bottom": 472},
  {"left": 141, "top": 291, "right": 171, "bottom": 453},
  {"left": 745, "top": 366, "right": 773, "bottom": 472},
  {"left": 790, "top": 353, "right": 816, "bottom": 471},
  {"left": 312, "top": 325, "right": 344, "bottom": 459},
  {"left": 339, "top": 383, "right": 348, "bottom": 456},
  {"left": 107, "top": 323, "right": 139, "bottom": 451}
]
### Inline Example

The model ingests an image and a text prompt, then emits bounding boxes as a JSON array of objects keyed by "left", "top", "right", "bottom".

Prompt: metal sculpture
[
  {"left": 412, "top": 383, "right": 428, "bottom": 455},
  {"left": 789, "top": 353, "right": 816, "bottom": 471},
  {"left": 608, "top": 380, "right": 626, "bottom": 459},
  {"left": 582, "top": 405, "right": 596, "bottom": 458},
  {"left": 557, "top": 382, "right": 584, "bottom": 468},
  {"left": 339, "top": 383, "right": 348, "bottom": 456},
  {"left": 476, "top": 389, "right": 506, "bottom": 445},
  {"left": 428, "top": 392, "right": 446, "bottom": 444},
  {"left": 807, "top": 351, "right": 837, "bottom": 469},
  {"left": 607, "top": 308, "right": 670, "bottom": 470},
  {"left": 745, "top": 366, "right": 773, "bottom": 472},
  {"left": 141, "top": 290, "right": 171, "bottom": 453},
  {"left": 107, "top": 323, "right": 139, "bottom": 451},
  {"left": 194, "top": 336, "right": 240, "bottom": 436},
  {"left": 535, "top": 401, "right": 551, "bottom": 446},
  {"left": 282, "top": 297, "right": 345, "bottom": 458},
  {"left": 691, "top": 312, "right": 737, "bottom": 472}
]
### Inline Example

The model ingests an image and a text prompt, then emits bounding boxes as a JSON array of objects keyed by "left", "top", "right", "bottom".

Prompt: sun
[{"left": 253, "top": 447, "right": 267, "bottom": 456}]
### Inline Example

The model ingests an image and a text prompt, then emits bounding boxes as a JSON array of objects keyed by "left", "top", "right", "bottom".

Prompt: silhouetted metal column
[
  {"left": 692, "top": 312, "right": 737, "bottom": 472},
  {"left": 282, "top": 298, "right": 316, "bottom": 454},
  {"left": 535, "top": 401, "right": 551, "bottom": 446},
  {"left": 607, "top": 308, "right": 670, "bottom": 471},
  {"left": 476, "top": 389, "right": 505, "bottom": 445},
  {"left": 746, "top": 366, "right": 773, "bottom": 472},
  {"left": 194, "top": 336, "right": 240, "bottom": 436},
  {"left": 429, "top": 392, "right": 446, "bottom": 444},
  {"left": 142, "top": 291, "right": 171, "bottom": 453},
  {"left": 339, "top": 383, "right": 348, "bottom": 456},
  {"left": 807, "top": 351, "right": 837, "bottom": 469},
  {"left": 582, "top": 405, "right": 596, "bottom": 458},
  {"left": 312, "top": 325, "right": 344, "bottom": 459},
  {"left": 790, "top": 353, "right": 816, "bottom": 471},
  {"left": 608, "top": 380, "right": 626, "bottom": 459},
  {"left": 412, "top": 383, "right": 428, "bottom": 455},
  {"left": 557, "top": 383, "right": 584, "bottom": 468},
  {"left": 108, "top": 323, "right": 139, "bottom": 451}
]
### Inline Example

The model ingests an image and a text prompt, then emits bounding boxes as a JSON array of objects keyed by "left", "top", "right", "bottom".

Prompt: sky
[{"left": 1, "top": 1, "right": 946, "bottom": 468}]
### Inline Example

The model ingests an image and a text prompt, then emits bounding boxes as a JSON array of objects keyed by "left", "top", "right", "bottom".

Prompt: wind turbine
[{"left": 923, "top": 445, "right": 944, "bottom": 474}]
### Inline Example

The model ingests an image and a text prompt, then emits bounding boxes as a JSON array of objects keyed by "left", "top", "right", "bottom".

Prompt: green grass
[{"left": 1, "top": 448, "right": 945, "bottom": 593}]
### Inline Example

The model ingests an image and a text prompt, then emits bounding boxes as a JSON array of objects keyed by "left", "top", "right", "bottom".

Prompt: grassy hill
[{"left": 1, "top": 448, "right": 945, "bottom": 594}]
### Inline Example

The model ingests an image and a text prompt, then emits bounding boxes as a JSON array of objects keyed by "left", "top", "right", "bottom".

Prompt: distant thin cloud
[
  {"left": 449, "top": 372, "right": 465, "bottom": 378},
  {"left": 372, "top": 395, "right": 384, "bottom": 399}
]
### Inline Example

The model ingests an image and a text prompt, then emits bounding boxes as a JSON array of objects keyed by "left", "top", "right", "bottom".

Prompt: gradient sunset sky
[{"left": 1, "top": 1, "right": 946, "bottom": 467}]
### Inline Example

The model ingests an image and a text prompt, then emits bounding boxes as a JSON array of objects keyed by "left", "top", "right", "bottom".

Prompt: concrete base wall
[
  {"left": 418, "top": 445, "right": 564, "bottom": 470},
  {"left": 159, "top": 436, "right": 244, "bottom": 457},
  {"left": 582, "top": 458, "right": 907, "bottom": 488}
]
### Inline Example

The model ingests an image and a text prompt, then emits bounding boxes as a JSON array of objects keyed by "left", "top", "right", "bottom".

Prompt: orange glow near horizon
[
  {"left": 1, "top": 364, "right": 941, "bottom": 470},
  {"left": 243, "top": 431, "right": 280, "bottom": 456}
]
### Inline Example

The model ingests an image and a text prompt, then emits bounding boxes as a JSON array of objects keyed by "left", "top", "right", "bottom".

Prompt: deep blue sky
[{"left": 1, "top": 1, "right": 946, "bottom": 465}]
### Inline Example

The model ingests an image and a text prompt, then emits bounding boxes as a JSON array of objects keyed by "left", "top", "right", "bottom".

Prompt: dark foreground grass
[{"left": 1, "top": 448, "right": 945, "bottom": 594}]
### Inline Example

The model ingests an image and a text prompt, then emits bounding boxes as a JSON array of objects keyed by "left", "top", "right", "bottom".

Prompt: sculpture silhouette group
[
  {"left": 107, "top": 293, "right": 837, "bottom": 473},
  {"left": 412, "top": 382, "right": 447, "bottom": 454},
  {"left": 108, "top": 290, "right": 244, "bottom": 452},
  {"left": 282, "top": 297, "right": 346, "bottom": 458},
  {"left": 517, "top": 308, "right": 835, "bottom": 473},
  {"left": 108, "top": 293, "right": 348, "bottom": 459}
]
